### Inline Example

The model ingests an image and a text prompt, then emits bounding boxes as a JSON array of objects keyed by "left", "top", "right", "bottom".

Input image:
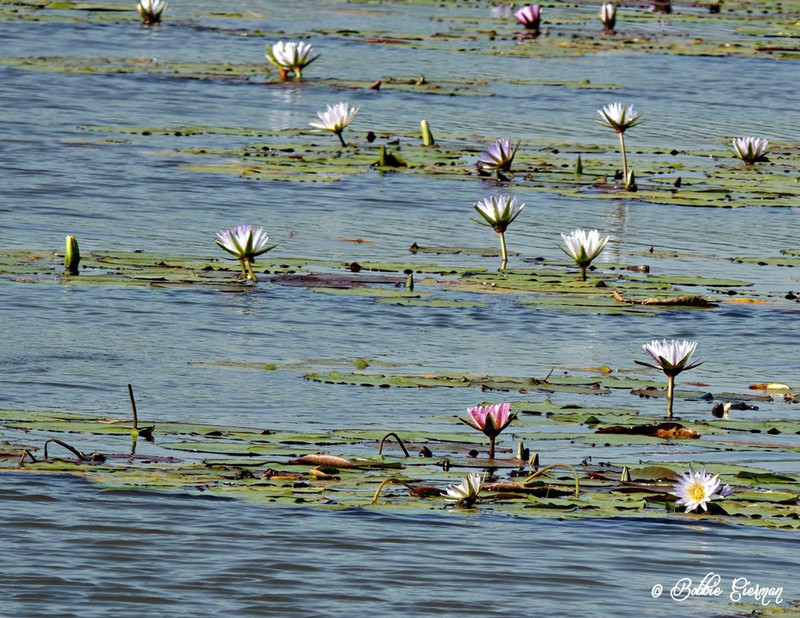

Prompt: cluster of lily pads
[{"left": 22, "top": 0, "right": 782, "bottom": 521}]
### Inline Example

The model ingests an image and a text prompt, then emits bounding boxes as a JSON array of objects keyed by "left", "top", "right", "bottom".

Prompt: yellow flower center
[{"left": 689, "top": 483, "right": 707, "bottom": 502}]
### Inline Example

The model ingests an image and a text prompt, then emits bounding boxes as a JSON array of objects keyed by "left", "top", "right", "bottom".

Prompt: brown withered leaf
[{"left": 596, "top": 422, "right": 700, "bottom": 439}]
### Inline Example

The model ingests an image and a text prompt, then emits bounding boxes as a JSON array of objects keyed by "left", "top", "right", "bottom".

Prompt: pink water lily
[
  {"left": 514, "top": 5, "right": 541, "bottom": 30},
  {"left": 460, "top": 402, "right": 516, "bottom": 458}
]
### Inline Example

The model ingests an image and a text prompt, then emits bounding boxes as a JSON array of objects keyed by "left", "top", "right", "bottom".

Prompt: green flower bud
[{"left": 64, "top": 235, "right": 80, "bottom": 275}]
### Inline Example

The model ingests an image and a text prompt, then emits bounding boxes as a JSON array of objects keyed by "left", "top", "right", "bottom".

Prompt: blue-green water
[{"left": 1, "top": 1, "right": 799, "bottom": 615}]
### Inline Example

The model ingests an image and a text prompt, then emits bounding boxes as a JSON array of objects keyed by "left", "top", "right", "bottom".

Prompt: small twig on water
[{"left": 523, "top": 463, "right": 580, "bottom": 498}]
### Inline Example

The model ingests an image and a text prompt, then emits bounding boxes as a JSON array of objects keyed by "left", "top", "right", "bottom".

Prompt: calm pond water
[{"left": 1, "top": 0, "right": 799, "bottom": 615}]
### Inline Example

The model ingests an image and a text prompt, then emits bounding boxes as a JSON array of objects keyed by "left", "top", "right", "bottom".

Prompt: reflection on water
[{"left": 1, "top": 0, "right": 800, "bottom": 615}]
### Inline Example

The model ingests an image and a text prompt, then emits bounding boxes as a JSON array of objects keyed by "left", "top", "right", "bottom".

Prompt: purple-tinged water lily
[
  {"left": 597, "top": 102, "right": 641, "bottom": 185},
  {"left": 731, "top": 137, "right": 769, "bottom": 165},
  {"left": 215, "top": 224, "right": 277, "bottom": 283},
  {"left": 559, "top": 228, "right": 610, "bottom": 281},
  {"left": 476, "top": 138, "right": 520, "bottom": 179},
  {"left": 636, "top": 339, "right": 703, "bottom": 419},
  {"left": 266, "top": 41, "right": 319, "bottom": 80},
  {"left": 460, "top": 402, "right": 517, "bottom": 458},
  {"left": 310, "top": 102, "right": 359, "bottom": 147},
  {"left": 514, "top": 5, "right": 542, "bottom": 30},
  {"left": 444, "top": 472, "right": 485, "bottom": 507},
  {"left": 672, "top": 466, "right": 732, "bottom": 513},
  {"left": 472, "top": 195, "right": 525, "bottom": 269},
  {"left": 600, "top": 2, "right": 616, "bottom": 31},
  {"left": 137, "top": 0, "right": 166, "bottom": 24}
]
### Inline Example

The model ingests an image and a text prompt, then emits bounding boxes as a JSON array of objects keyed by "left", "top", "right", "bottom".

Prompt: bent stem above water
[{"left": 498, "top": 232, "right": 508, "bottom": 270}]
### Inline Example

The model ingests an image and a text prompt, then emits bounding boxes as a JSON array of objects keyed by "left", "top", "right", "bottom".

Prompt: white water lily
[
  {"left": 215, "top": 224, "right": 277, "bottom": 283},
  {"left": 266, "top": 41, "right": 319, "bottom": 79},
  {"left": 642, "top": 339, "right": 701, "bottom": 376},
  {"left": 637, "top": 339, "right": 703, "bottom": 419},
  {"left": 597, "top": 102, "right": 641, "bottom": 184},
  {"left": 137, "top": 0, "right": 166, "bottom": 24},
  {"left": 559, "top": 228, "right": 610, "bottom": 281},
  {"left": 731, "top": 136, "right": 769, "bottom": 165},
  {"left": 672, "top": 466, "right": 732, "bottom": 513},
  {"left": 310, "top": 102, "right": 359, "bottom": 147},
  {"left": 472, "top": 195, "right": 525, "bottom": 269},
  {"left": 600, "top": 2, "right": 616, "bottom": 30},
  {"left": 597, "top": 103, "right": 641, "bottom": 134},
  {"left": 444, "top": 473, "right": 485, "bottom": 507}
]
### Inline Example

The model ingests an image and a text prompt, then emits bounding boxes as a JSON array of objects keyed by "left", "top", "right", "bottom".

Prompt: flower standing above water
[
  {"left": 215, "top": 224, "right": 277, "bottom": 283},
  {"left": 444, "top": 473, "right": 485, "bottom": 508},
  {"left": 266, "top": 41, "right": 319, "bottom": 80},
  {"left": 597, "top": 102, "right": 641, "bottom": 134},
  {"left": 731, "top": 137, "right": 769, "bottom": 165},
  {"left": 514, "top": 5, "right": 542, "bottom": 30},
  {"left": 476, "top": 138, "right": 520, "bottom": 178},
  {"left": 137, "top": 0, "right": 166, "bottom": 25},
  {"left": 471, "top": 195, "right": 525, "bottom": 269},
  {"left": 460, "top": 402, "right": 517, "bottom": 458},
  {"left": 599, "top": 2, "right": 616, "bottom": 31},
  {"left": 672, "top": 466, "right": 732, "bottom": 513},
  {"left": 597, "top": 102, "right": 642, "bottom": 186},
  {"left": 636, "top": 339, "right": 703, "bottom": 419},
  {"left": 310, "top": 102, "right": 359, "bottom": 147},
  {"left": 559, "top": 228, "right": 610, "bottom": 281}
]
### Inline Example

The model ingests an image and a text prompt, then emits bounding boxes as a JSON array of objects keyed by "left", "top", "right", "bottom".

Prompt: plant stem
[
  {"left": 618, "top": 131, "right": 628, "bottom": 184},
  {"left": 666, "top": 374, "right": 675, "bottom": 419},
  {"left": 579, "top": 265, "right": 587, "bottom": 281},
  {"left": 336, "top": 131, "right": 348, "bottom": 147},
  {"left": 488, "top": 436, "right": 496, "bottom": 459},
  {"left": 243, "top": 258, "right": 258, "bottom": 283},
  {"left": 498, "top": 232, "right": 508, "bottom": 269}
]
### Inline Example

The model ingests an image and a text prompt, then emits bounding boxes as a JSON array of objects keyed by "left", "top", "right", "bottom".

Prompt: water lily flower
[
  {"left": 215, "top": 224, "right": 277, "bottom": 283},
  {"left": 559, "top": 228, "right": 610, "bottom": 281},
  {"left": 597, "top": 102, "right": 641, "bottom": 185},
  {"left": 600, "top": 2, "right": 616, "bottom": 31},
  {"left": 471, "top": 195, "right": 525, "bottom": 269},
  {"left": 444, "top": 472, "right": 485, "bottom": 507},
  {"left": 636, "top": 339, "right": 703, "bottom": 419},
  {"left": 672, "top": 466, "right": 732, "bottom": 513},
  {"left": 266, "top": 40, "right": 319, "bottom": 80},
  {"left": 476, "top": 138, "right": 520, "bottom": 178},
  {"left": 137, "top": 0, "right": 166, "bottom": 25},
  {"left": 731, "top": 137, "right": 769, "bottom": 165},
  {"left": 309, "top": 102, "right": 359, "bottom": 147},
  {"left": 514, "top": 5, "right": 542, "bottom": 30},
  {"left": 460, "top": 402, "right": 517, "bottom": 458},
  {"left": 64, "top": 234, "right": 80, "bottom": 275}
]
